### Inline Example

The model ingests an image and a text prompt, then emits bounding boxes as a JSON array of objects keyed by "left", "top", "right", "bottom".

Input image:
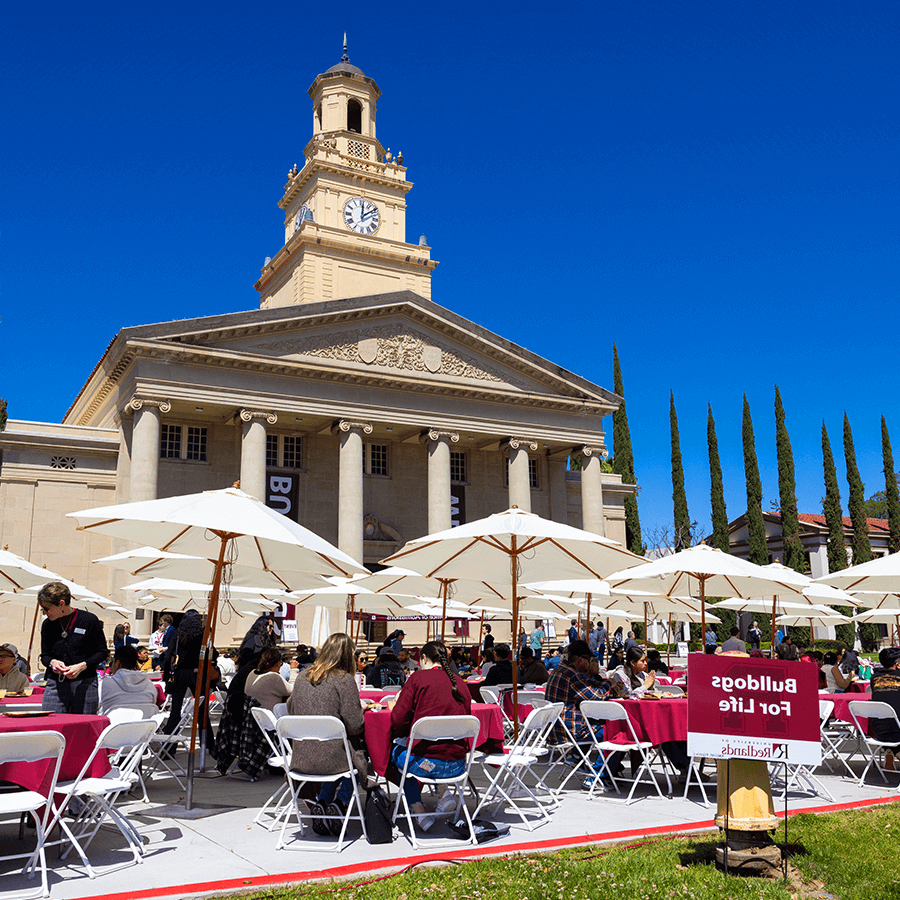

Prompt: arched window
[
  {"left": 315, "top": 103, "right": 322, "bottom": 133},
  {"left": 347, "top": 99, "right": 362, "bottom": 134}
]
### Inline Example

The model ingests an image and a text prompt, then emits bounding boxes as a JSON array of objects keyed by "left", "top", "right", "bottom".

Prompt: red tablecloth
[
  {"left": 0, "top": 713, "right": 111, "bottom": 796},
  {"left": 821, "top": 692, "right": 872, "bottom": 730},
  {"left": 604, "top": 698, "right": 687, "bottom": 746},
  {"left": 364, "top": 703, "right": 505, "bottom": 776},
  {"left": 359, "top": 689, "right": 390, "bottom": 702},
  {"left": 0, "top": 696, "right": 44, "bottom": 707}
]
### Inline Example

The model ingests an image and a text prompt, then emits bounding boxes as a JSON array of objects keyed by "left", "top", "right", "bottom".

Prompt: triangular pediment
[{"left": 139, "top": 292, "right": 616, "bottom": 404}]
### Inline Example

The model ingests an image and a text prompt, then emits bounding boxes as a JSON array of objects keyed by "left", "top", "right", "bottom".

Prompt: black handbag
[{"left": 364, "top": 785, "right": 394, "bottom": 844}]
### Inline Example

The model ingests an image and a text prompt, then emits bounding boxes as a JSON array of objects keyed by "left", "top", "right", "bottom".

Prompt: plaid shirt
[{"left": 544, "top": 662, "right": 611, "bottom": 744}]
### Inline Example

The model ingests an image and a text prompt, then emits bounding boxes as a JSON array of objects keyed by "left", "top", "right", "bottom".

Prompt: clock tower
[{"left": 255, "top": 45, "right": 438, "bottom": 308}]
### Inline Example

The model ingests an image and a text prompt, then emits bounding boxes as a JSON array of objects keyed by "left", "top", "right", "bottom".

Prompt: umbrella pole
[
  {"left": 479, "top": 610, "right": 485, "bottom": 663},
  {"left": 186, "top": 532, "right": 230, "bottom": 810},
  {"left": 440, "top": 580, "right": 448, "bottom": 643},
  {"left": 26, "top": 598, "right": 40, "bottom": 676},
  {"left": 809, "top": 617, "right": 815, "bottom": 647},
  {"left": 586, "top": 594, "right": 591, "bottom": 637},
  {"left": 643, "top": 602, "right": 648, "bottom": 648},
  {"left": 771, "top": 596, "right": 777, "bottom": 658},
  {"left": 667, "top": 613, "right": 672, "bottom": 667},
  {"left": 511, "top": 536, "right": 520, "bottom": 740},
  {"left": 700, "top": 577, "right": 707, "bottom": 653}
]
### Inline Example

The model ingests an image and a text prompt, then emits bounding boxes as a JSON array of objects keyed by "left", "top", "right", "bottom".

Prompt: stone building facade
[{"left": 0, "top": 53, "right": 634, "bottom": 658}]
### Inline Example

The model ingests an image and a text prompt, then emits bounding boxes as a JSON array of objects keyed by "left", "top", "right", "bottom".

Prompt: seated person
[
  {"left": 821, "top": 651, "right": 854, "bottom": 693},
  {"left": 0, "top": 644, "right": 30, "bottom": 693},
  {"left": 135, "top": 645, "right": 153, "bottom": 672},
  {"left": 354, "top": 649, "right": 371, "bottom": 682},
  {"left": 244, "top": 648, "right": 291, "bottom": 711},
  {"left": 367, "top": 646, "right": 405, "bottom": 688},
  {"left": 646, "top": 649, "right": 669, "bottom": 675},
  {"left": 390, "top": 641, "right": 472, "bottom": 831},
  {"left": 517, "top": 646, "right": 548, "bottom": 685},
  {"left": 98, "top": 645, "right": 160, "bottom": 717},
  {"left": 481, "top": 642, "right": 513, "bottom": 686},
  {"left": 544, "top": 640, "right": 622, "bottom": 778},
  {"left": 606, "top": 646, "right": 626, "bottom": 671},
  {"left": 397, "top": 648, "right": 419, "bottom": 674},
  {"left": 871, "top": 647, "right": 900, "bottom": 769},
  {"left": 0, "top": 643, "right": 28, "bottom": 676},
  {"left": 479, "top": 647, "right": 497, "bottom": 679},
  {"left": 217, "top": 648, "right": 237, "bottom": 685},
  {"left": 545, "top": 646, "right": 564, "bottom": 670}
]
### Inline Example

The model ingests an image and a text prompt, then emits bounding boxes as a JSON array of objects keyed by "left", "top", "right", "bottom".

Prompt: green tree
[
  {"left": 706, "top": 404, "right": 729, "bottom": 553},
  {"left": 612, "top": 346, "right": 644, "bottom": 555},
  {"left": 742, "top": 395, "right": 768, "bottom": 565},
  {"left": 670, "top": 391, "right": 691, "bottom": 551},
  {"left": 774, "top": 386, "right": 805, "bottom": 572},
  {"left": 0, "top": 399, "right": 7, "bottom": 433},
  {"left": 843, "top": 413, "right": 873, "bottom": 564},
  {"left": 882, "top": 417, "right": 900, "bottom": 555},
  {"left": 821, "top": 422, "right": 849, "bottom": 572}
]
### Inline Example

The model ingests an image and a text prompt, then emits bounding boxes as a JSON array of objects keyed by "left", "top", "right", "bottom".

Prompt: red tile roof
[{"left": 796, "top": 512, "right": 890, "bottom": 532}]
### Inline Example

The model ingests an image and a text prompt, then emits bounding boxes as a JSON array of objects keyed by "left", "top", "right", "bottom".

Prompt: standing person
[
  {"left": 611, "top": 626, "right": 624, "bottom": 653},
  {"left": 722, "top": 626, "right": 746, "bottom": 653},
  {"left": 704, "top": 626, "right": 718, "bottom": 654},
  {"left": 112, "top": 622, "right": 139, "bottom": 650},
  {"left": 238, "top": 614, "right": 276, "bottom": 664},
  {"left": 595, "top": 622, "right": 607, "bottom": 667},
  {"left": 287, "top": 632, "right": 367, "bottom": 835},
  {"left": 518, "top": 627, "right": 527, "bottom": 653},
  {"left": 390, "top": 640, "right": 472, "bottom": 831},
  {"left": 161, "top": 610, "right": 217, "bottom": 747},
  {"left": 481, "top": 623, "right": 494, "bottom": 656},
  {"left": 390, "top": 630, "right": 405, "bottom": 655},
  {"left": 747, "top": 621, "right": 762, "bottom": 651},
  {"left": 38, "top": 581, "right": 107, "bottom": 714},
  {"left": 567, "top": 620, "right": 579, "bottom": 646},
  {"left": 530, "top": 620, "right": 545, "bottom": 661},
  {"left": 623, "top": 631, "right": 639, "bottom": 654}
]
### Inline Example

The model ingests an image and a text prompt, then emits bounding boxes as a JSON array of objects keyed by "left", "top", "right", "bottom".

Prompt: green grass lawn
[{"left": 217, "top": 801, "right": 900, "bottom": 900}]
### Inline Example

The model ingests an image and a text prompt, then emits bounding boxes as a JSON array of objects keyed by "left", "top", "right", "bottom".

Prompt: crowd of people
[{"left": 7, "top": 580, "right": 900, "bottom": 834}]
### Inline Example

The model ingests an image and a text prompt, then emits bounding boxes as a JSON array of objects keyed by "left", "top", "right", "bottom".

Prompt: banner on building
[
  {"left": 687, "top": 654, "right": 821, "bottom": 765},
  {"left": 451, "top": 485, "right": 466, "bottom": 527},
  {"left": 265, "top": 469, "right": 299, "bottom": 638}
]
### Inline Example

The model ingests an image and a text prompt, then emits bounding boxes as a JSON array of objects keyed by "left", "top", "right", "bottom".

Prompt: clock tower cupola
[{"left": 255, "top": 41, "right": 438, "bottom": 308}]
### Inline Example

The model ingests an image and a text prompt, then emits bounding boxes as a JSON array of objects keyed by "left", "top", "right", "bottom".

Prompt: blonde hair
[{"left": 305, "top": 633, "right": 355, "bottom": 687}]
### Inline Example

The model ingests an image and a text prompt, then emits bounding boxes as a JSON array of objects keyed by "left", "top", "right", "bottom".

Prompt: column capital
[
  {"left": 419, "top": 428, "right": 459, "bottom": 445},
  {"left": 331, "top": 418, "right": 373, "bottom": 436},
  {"left": 580, "top": 444, "right": 609, "bottom": 459},
  {"left": 238, "top": 408, "right": 278, "bottom": 425},
  {"left": 500, "top": 437, "right": 538, "bottom": 453},
  {"left": 126, "top": 396, "right": 171, "bottom": 414}
]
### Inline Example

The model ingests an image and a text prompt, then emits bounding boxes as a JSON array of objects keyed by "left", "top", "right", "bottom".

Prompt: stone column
[
  {"left": 238, "top": 409, "right": 278, "bottom": 502},
  {"left": 548, "top": 452, "right": 569, "bottom": 524},
  {"left": 580, "top": 445, "right": 607, "bottom": 537},
  {"left": 128, "top": 397, "right": 170, "bottom": 502},
  {"left": 420, "top": 428, "right": 459, "bottom": 533},
  {"left": 332, "top": 419, "right": 372, "bottom": 566},
  {"left": 501, "top": 437, "right": 537, "bottom": 513}
]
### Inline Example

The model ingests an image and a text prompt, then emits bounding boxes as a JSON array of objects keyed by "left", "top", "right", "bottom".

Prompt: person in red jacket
[{"left": 390, "top": 640, "right": 471, "bottom": 831}]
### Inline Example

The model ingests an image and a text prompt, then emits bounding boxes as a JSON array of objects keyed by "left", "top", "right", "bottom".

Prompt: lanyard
[{"left": 60, "top": 609, "right": 79, "bottom": 640}]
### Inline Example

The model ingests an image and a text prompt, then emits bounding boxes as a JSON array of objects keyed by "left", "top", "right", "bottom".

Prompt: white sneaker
[{"left": 436, "top": 793, "right": 458, "bottom": 816}]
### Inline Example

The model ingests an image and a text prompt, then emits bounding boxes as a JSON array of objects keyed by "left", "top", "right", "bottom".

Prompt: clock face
[
  {"left": 342, "top": 197, "right": 381, "bottom": 235},
  {"left": 295, "top": 205, "right": 311, "bottom": 231}
]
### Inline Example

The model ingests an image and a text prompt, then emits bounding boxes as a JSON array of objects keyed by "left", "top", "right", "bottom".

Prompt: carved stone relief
[{"left": 257, "top": 323, "right": 522, "bottom": 385}]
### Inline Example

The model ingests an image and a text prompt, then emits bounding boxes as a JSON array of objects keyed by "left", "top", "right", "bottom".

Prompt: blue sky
[{"left": 1, "top": 1, "right": 897, "bottom": 543}]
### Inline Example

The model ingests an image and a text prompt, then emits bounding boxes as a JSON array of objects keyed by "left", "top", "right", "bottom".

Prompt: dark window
[{"left": 347, "top": 98, "right": 362, "bottom": 133}]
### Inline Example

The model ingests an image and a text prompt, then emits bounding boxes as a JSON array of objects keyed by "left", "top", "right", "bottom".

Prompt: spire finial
[{"left": 342, "top": 33, "right": 349, "bottom": 62}]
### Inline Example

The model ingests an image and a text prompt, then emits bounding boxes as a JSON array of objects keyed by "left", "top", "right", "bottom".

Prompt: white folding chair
[
  {"left": 379, "top": 686, "right": 403, "bottom": 696},
  {"left": 251, "top": 707, "right": 292, "bottom": 831},
  {"left": 144, "top": 699, "right": 195, "bottom": 787},
  {"left": 392, "top": 715, "right": 480, "bottom": 849},
  {"left": 848, "top": 700, "right": 900, "bottom": 788},
  {"left": 480, "top": 685, "right": 516, "bottom": 737},
  {"left": 274, "top": 715, "right": 368, "bottom": 852},
  {"left": 273, "top": 702, "right": 288, "bottom": 719},
  {"left": 42, "top": 720, "right": 157, "bottom": 878},
  {"left": 474, "top": 703, "right": 562, "bottom": 831},
  {"left": 581, "top": 700, "right": 668, "bottom": 804},
  {"left": 0, "top": 731, "right": 65, "bottom": 899},
  {"left": 819, "top": 700, "right": 860, "bottom": 778},
  {"left": 655, "top": 684, "right": 685, "bottom": 696}
]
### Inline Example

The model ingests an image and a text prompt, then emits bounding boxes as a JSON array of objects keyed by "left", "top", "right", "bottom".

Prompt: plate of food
[{"left": 2, "top": 710, "right": 52, "bottom": 717}]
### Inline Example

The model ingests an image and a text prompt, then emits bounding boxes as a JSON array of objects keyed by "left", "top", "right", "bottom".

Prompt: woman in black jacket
[{"left": 162, "top": 610, "right": 217, "bottom": 741}]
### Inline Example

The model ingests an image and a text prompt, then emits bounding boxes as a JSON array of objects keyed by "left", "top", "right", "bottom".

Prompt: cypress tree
[
  {"left": 742, "top": 395, "right": 768, "bottom": 565},
  {"left": 612, "top": 346, "right": 644, "bottom": 555},
  {"left": 821, "top": 422, "right": 849, "bottom": 572},
  {"left": 882, "top": 417, "right": 900, "bottom": 555},
  {"left": 707, "top": 404, "right": 729, "bottom": 553},
  {"left": 670, "top": 391, "right": 691, "bottom": 551},
  {"left": 843, "top": 413, "right": 873, "bottom": 564},
  {"left": 774, "top": 386, "right": 804, "bottom": 572}
]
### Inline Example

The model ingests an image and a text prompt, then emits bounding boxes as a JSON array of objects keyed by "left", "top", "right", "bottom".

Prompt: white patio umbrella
[
  {"left": 816, "top": 550, "right": 900, "bottom": 594},
  {"left": 68, "top": 486, "right": 369, "bottom": 809},
  {"left": 120, "top": 579, "right": 283, "bottom": 616},
  {"left": 95, "top": 546, "right": 331, "bottom": 593},
  {"left": 605, "top": 544, "right": 810, "bottom": 650},
  {"left": 852, "top": 607, "right": 900, "bottom": 646},
  {"left": 381, "top": 506, "right": 644, "bottom": 734}
]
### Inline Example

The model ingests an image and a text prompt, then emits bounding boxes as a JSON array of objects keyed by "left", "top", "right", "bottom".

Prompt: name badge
[{"left": 74, "top": 627, "right": 86, "bottom": 635}]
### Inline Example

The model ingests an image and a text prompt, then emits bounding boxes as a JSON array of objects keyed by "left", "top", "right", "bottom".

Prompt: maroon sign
[{"left": 687, "top": 654, "right": 821, "bottom": 764}]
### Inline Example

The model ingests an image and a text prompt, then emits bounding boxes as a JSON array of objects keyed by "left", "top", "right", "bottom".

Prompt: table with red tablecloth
[
  {"left": 364, "top": 703, "right": 505, "bottom": 777},
  {"left": 603, "top": 698, "right": 687, "bottom": 746},
  {"left": 821, "top": 692, "right": 872, "bottom": 731},
  {"left": 0, "top": 713, "right": 111, "bottom": 796}
]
